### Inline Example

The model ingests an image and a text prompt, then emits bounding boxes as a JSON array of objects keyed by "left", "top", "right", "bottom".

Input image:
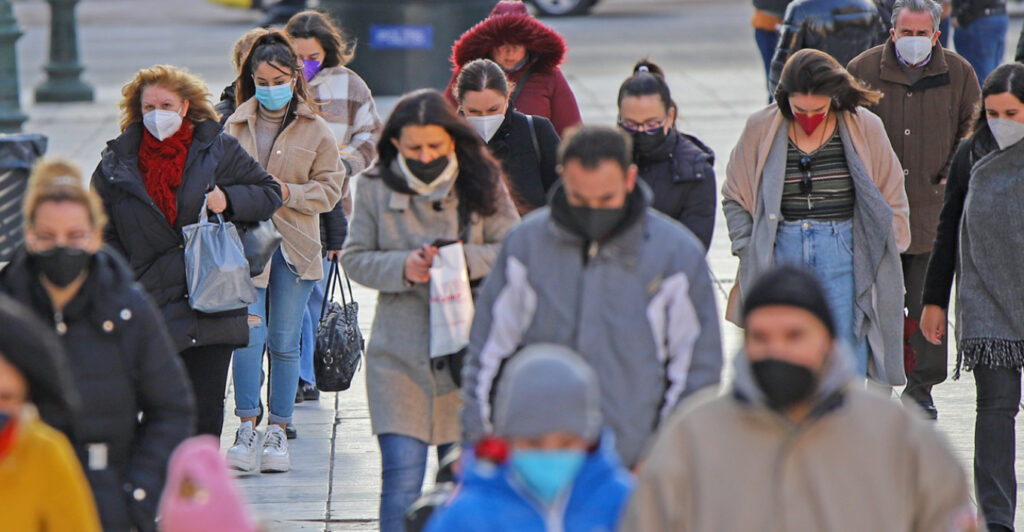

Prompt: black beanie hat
[{"left": 742, "top": 266, "right": 836, "bottom": 337}]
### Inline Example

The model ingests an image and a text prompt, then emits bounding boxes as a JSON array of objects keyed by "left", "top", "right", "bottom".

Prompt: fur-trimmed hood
[{"left": 451, "top": 1, "right": 567, "bottom": 74}]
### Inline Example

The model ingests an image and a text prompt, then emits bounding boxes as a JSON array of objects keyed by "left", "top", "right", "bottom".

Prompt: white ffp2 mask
[
  {"left": 143, "top": 109, "right": 184, "bottom": 141},
  {"left": 466, "top": 114, "right": 506, "bottom": 143},
  {"left": 989, "top": 118, "right": 1024, "bottom": 150},
  {"left": 895, "top": 36, "right": 933, "bottom": 66}
]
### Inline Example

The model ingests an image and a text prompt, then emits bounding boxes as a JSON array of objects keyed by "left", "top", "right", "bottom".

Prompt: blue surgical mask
[
  {"left": 254, "top": 80, "right": 293, "bottom": 111},
  {"left": 509, "top": 449, "right": 586, "bottom": 504}
]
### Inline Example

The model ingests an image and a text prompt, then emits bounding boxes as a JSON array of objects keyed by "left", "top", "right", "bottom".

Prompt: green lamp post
[
  {"left": 0, "top": 0, "right": 27, "bottom": 132},
  {"left": 35, "top": 0, "right": 93, "bottom": 103}
]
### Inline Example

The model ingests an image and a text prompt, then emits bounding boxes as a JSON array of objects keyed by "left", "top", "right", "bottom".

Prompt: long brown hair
[
  {"left": 117, "top": 65, "right": 219, "bottom": 132},
  {"left": 236, "top": 30, "right": 314, "bottom": 107},
  {"left": 774, "top": 49, "right": 882, "bottom": 119},
  {"left": 284, "top": 10, "right": 355, "bottom": 68}
]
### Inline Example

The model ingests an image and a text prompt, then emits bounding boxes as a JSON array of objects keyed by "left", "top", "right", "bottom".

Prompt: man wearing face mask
[
  {"left": 848, "top": 0, "right": 980, "bottom": 420},
  {"left": 425, "top": 344, "right": 632, "bottom": 532},
  {"left": 621, "top": 266, "right": 978, "bottom": 532},
  {"left": 461, "top": 126, "right": 723, "bottom": 469}
]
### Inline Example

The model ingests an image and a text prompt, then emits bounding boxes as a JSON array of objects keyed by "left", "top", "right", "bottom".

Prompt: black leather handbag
[
  {"left": 315, "top": 259, "right": 364, "bottom": 391},
  {"left": 240, "top": 219, "right": 281, "bottom": 277}
]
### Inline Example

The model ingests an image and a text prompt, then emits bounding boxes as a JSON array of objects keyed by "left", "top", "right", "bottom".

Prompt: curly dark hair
[{"left": 373, "top": 89, "right": 505, "bottom": 220}]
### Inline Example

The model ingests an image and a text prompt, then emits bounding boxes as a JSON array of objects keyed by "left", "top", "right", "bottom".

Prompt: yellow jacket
[{"left": 0, "top": 412, "right": 101, "bottom": 532}]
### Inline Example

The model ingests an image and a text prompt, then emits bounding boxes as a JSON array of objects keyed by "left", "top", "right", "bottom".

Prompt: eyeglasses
[
  {"left": 798, "top": 156, "right": 813, "bottom": 196},
  {"left": 617, "top": 116, "right": 669, "bottom": 134}
]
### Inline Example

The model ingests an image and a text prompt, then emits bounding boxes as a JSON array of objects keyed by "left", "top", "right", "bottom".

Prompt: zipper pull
[
  {"left": 54, "top": 312, "right": 67, "bottom": 335},
  {"left": 588, "top": 241, "right": 599, "bottom": 260}
]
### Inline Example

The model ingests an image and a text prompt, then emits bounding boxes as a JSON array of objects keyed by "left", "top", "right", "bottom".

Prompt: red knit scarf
[{"left": 138, "top": 121, "right": 194, "bottom": 226}]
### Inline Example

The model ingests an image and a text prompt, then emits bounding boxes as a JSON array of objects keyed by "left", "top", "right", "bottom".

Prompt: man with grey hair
[{"left": 848, "top": 0, "right": 980, "bottom": 420}]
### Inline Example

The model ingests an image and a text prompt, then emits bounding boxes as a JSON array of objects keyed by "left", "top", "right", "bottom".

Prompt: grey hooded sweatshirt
[{"left": 461, "top": 184, "right": 723, "bottom": 466}]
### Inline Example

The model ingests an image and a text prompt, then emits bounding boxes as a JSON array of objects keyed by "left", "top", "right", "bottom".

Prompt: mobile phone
[{"left": 432, "top": 238, "right": 459, "bottom": 248}]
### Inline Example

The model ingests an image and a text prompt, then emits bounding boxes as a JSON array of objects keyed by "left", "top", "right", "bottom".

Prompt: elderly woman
[
  {"left": 91, "top": 65, "right": 282, "bottom": 440},
  {"left": 723, "top": 49, "right": 910, "bottom": 385},
  {"left": 342, "top": 89, "right": 519, "bottom": 532},
  {"left": 444, "top": 1, "right": 582, "bottom": 136}
]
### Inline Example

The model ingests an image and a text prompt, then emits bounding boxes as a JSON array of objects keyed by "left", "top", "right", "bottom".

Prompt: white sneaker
[
  {"left": 261, "top": 424, "right": 290, "bottom": 473},
  {"left": 226, "top": 421, "right": 259, "bottom": 472}
]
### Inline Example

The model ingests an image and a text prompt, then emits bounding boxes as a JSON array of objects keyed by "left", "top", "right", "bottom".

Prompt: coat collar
[
  {"left": 879, "top": 38, "right": 950, "bottom": 87},
  {"left": 731, "top": 343, "right": 856, "bottom": 423},
  {"left": 545, "top": 181, "right": 651, "bottom": 266},
  {"left": 225, "top": 97, "right": 316, "bottom": 124}
]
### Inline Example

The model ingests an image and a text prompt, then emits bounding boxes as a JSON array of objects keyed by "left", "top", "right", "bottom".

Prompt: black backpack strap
[{"left": 509, "top": 65, "right": 534, "bottom": 108}]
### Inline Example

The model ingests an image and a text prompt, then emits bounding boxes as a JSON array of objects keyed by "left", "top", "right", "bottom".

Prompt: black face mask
[
  {"left": 631, "top": 128, "right": 668, "bottom": 157},
  {"left": 567, "top": 205, "right": 628, "bottom": 242},
  {"left": 29, "top": 246, "right": 92, "bottom": 288},
  {"left": 405, "top": 155, "right": 450, "bottom": 184},
  {"left": 750, "top": 358, "right": 817, "bottom": 410}
]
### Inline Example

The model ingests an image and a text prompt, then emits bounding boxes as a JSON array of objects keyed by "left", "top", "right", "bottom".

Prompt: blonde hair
[
  {"left": 118, "top": 65, "right": 220, "bottom": 132},
  {"left": 232, "top": 28, "right": 270, "bottom": 73},
  {"left": 23, "top": 157, "right": 107, "bottom": 230}
]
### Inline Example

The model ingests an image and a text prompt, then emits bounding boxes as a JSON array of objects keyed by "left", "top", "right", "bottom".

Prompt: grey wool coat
[{"left": 342, "top": 171, "right": 520, "bottom": 444}]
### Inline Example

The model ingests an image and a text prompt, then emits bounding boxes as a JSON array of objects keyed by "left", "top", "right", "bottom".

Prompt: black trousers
[
  {"left": 179, "top": 345, "right": 234, "bottom": 438},
  {"left": 974, "top": 365, "right": 1020, "bottom": 529},
  {"left": 901, "top": 253, "right": 949, "bottom": 405}
]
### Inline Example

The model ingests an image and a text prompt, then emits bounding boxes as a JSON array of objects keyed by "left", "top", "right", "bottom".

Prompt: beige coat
[
  {"left": 342, "top": 170, "right": 520, "bottom": 444},
  {"left": 225, "top": 99, "right": 345, "bottom": 285},
  {"left": 621, "top": 350, "right": 977, "bottom": 532}
]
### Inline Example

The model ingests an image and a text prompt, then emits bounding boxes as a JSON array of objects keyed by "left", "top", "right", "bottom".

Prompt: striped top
[{"left": 781, "top": 129, "right": 855, "bottom": 221}]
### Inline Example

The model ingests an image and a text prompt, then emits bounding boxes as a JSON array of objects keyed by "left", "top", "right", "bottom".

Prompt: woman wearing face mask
[
  {"left": 723, "top": 49, "right": 911, "bottom": 384},
  {"left": 0, "top": 295, "right": 100, "bottom": 532},
  {"left": 455, "top": 58, "right": 559, "bottom": 214},
  {"left": 91, "top": 65, "right": 281, "bottom": 441},
  {"left": 617, "top": 60, "right": 716, "bottom": 252},
  {"left": 286, "top": 9, "right": 383, "bottom": 404},
  {"left": 919, "top": 63, "right": 1024, "bottom": 532},
  {"left": 3, "top": 159, "right": 196, "bottom": 532},
  {"left": 342, "top": 89, "right": 519, "bottom": 532},
  {"left": 444, "top": 1, "right": 582, "bottom": 136},
  {"left": 223, "top": 30, "right": 345, "bottom": 474}
]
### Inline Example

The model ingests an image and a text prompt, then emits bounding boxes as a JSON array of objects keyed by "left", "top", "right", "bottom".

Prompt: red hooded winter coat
[{"left": 445, "top": 1, "right": 582, "bottom": 136}]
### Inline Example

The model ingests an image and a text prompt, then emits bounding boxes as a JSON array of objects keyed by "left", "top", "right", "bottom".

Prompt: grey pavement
[{"left": 8, "top": 0, "right": 1024, "bottom": 529}]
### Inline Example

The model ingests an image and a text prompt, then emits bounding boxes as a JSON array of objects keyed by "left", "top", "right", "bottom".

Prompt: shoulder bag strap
[
  {"left": 525, "top": 114, "right": 541, "bottom": 164},
  {"left": 320, "top": 258, "right": 340, "bottom": 320},
  {"left": 508, "top": 65, "right": 534, "bottom": 108}
]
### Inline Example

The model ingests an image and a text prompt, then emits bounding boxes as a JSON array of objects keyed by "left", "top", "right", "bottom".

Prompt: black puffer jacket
[
  {"left": 768, "top": 0, "right": 887, "bottom": 94},
  {"left": 0, "top": 248, "right": 195, "bottom": 532},
  {"left": 634, "top": 129, "right": 716, "bottom": 252},
  {"left": 487, "top": 109, "right": 560, "bottom": 213},
  {"left": 91, "top": 119, "right": 282, "bottom": 352}
]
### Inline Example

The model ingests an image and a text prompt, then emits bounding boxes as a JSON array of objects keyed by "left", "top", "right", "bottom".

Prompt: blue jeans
[
  {"left": 378, "top": 434, "right": 455, "bottom": 532},
  {"left": 233, "top": 249, "right": 316, "bottom": 425},
  {"left": 953, "top": 14, "right": 1008, "bottom": 85},
  {"left": 755, "top": 28, "right": 779, "bottom": 101},
  {"left": 774, "top": 220, "right": 868, "bottom": 375},
  {"left": 299, "top": 258, "right": 331, "bottom": 386}
]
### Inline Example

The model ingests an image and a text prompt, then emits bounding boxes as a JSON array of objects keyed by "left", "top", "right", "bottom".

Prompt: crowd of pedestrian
[{"left": 1, "top": 0, "right": 1021, "bottom": 530}]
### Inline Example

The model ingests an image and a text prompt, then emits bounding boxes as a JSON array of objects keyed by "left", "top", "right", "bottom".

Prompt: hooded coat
[
  {"left": 461, "top": 183, "right": 724, "bottom": 467},
  {"left": 0, "top": 248, "right": 195, "bottom": 532},
  {"left": 91, "top": 118, "right": 282, "bottom": 352},
  {"left": 424, "top": 435, "right": 633, "bottom": 532},
  {"left": 445, "top": 2, "right": 582, "bottom": 136},
  {"left": 621, "top": 347, "right": 976, "bottom": 532}
]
